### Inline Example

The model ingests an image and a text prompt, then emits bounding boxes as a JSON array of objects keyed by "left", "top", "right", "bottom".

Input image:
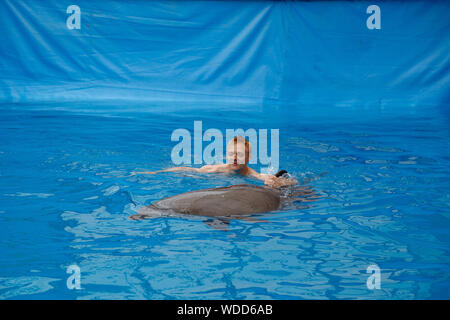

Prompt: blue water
[{"left": 0, "top": 103, "right": 449, "bottom": 299}]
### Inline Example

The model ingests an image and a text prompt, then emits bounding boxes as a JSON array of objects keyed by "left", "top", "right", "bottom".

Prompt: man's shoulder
[{"left": 246, "top": 167, "right": 262, "bottom": 177}]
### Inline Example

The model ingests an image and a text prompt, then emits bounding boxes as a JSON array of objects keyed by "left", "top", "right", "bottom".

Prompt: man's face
[{"left": 226, "top": 141, "right": 249, "bottom": 170}]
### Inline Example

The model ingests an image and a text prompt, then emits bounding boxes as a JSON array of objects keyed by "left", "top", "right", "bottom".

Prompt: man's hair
[{"left": 229, "top": 136, "right": 252, "bottom": 154}]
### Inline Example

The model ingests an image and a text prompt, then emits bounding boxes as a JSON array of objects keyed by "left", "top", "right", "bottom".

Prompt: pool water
[{"left": 0, "top": 103, "right": 449, "bottom": 299}]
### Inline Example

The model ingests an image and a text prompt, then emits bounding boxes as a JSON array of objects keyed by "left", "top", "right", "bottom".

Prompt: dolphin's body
[
  {"left": 129, "top": 184, "right": 281, "bottom": 221},
  {"left": 129, "top": 171, "right": 321, "bottom": 230}
]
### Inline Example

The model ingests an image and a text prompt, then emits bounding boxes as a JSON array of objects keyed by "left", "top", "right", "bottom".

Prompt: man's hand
[{"left": 263, "top": 175, "right": 297, "bottom": 189}]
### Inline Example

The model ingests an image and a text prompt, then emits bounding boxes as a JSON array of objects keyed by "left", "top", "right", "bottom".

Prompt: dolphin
[
  {"left": 130, "top": 184, "right": 281, "bottom": 220},
  {"left": 129, "top": 181, "right": 320, "bottom": 230}
]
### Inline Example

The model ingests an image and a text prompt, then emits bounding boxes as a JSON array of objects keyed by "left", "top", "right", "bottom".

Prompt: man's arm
[
  {"left": 133, "top": 164, "right": 222, "bottom": 175},
  {"left": 264, "top": 175, "right": 297, "bottom": 188},
  {"left": 249, "top": 170, "right": 297, "bottom": 189}
]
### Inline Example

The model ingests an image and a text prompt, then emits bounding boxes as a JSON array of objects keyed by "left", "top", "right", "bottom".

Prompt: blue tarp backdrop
[{"left": 0, "top": 0, "right": 449, "bottom": 109}]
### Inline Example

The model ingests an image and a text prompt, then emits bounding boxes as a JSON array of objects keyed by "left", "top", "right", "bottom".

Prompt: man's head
[{"left": 226, "top": 136, "right": 252, "bottom": 170}]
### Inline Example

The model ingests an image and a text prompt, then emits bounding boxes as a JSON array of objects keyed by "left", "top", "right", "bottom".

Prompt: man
[{"left": 134, "top": 136, "right": 297, "bottom": 189}]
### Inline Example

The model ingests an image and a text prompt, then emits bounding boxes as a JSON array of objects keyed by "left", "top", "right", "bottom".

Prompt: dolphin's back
[{"left": 150, "top": 184, "right": 280, "bottom": 217}]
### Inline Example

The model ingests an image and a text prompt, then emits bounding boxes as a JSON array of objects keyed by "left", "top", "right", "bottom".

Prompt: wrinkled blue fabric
[{"left": 0, "top": 0, "right": 449, "bottom": 109}]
